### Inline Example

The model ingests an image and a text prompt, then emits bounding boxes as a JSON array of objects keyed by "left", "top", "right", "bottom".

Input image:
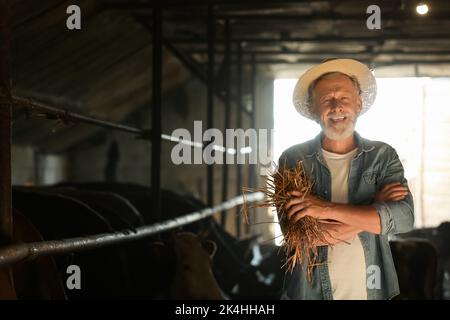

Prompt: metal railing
[
  {"left": 0, "top": 192, "right": 264, "bottom": 268},
  {"left": 12, "top": 96, "right": 252, "bottom": 155}
]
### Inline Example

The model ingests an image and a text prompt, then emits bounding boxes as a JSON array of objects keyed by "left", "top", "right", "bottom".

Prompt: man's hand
[
  {"left": 285, "top": 191, "right": 336, "bottom": 223},
  {"left": 316, "top": 221, "right": 362, "bottom": 246},
  {"left": 374, "top": 182, "right": 409, "bottom": 203}
]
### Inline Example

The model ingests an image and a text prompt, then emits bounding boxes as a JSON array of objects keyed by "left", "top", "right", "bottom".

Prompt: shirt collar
[{"left": 309, "top": 131, "right": 375, "bottom": 160}]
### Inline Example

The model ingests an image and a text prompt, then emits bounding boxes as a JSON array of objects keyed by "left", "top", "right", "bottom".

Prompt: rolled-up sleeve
[{"left": 373, "top": 147, "right": 415, "bottom": 235}]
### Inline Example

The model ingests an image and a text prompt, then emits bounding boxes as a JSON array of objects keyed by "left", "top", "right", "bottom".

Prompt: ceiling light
[{"left": 416, "top": 3, "right": 429, "bottom": 15}]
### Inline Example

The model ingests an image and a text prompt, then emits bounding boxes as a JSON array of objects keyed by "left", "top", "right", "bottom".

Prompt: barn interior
[{"left": 1, "top": 0, "right": 450, "bottom": 300}]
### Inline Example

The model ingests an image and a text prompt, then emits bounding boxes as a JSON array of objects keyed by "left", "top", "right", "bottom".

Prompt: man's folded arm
[{"left": 372, "top": 147, "right": 414, "bottom": 235}]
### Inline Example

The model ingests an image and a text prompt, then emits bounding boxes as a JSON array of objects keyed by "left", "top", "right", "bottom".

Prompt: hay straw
[{"left": 241, "top": 160, "right": 332, "bottom": 281}]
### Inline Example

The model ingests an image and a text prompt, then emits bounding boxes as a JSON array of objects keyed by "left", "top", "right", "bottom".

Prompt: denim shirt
[{"left": 278, "top": 131, "right": 415, "bottom": 300}]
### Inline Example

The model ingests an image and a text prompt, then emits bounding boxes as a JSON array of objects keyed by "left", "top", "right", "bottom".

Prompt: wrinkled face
[{"left": 310, "top": 73, "right": 362, "bottom": 141}]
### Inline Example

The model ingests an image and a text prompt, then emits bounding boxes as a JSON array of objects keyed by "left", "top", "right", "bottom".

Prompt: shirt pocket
[{"left": 362, "top": 171, "right": 378, "bottom": 185}]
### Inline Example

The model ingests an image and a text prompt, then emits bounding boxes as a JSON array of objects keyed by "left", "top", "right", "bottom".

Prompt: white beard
[{"left": 320, "top": 116, "right": 357, "bottom": 141}]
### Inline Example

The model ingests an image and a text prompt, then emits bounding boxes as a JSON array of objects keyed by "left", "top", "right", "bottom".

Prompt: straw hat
[{"left": 292, "top": 59, "right": 377, "bottom": 120}]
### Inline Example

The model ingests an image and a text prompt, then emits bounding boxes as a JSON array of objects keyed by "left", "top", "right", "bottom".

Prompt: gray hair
[{"left": 306, "top": 71, "right": 362, "bottom": 115}]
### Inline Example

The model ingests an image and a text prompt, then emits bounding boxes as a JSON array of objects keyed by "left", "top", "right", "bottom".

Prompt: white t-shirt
[{"left": 322, "top": 147, "right": 367, "bottom": 300}]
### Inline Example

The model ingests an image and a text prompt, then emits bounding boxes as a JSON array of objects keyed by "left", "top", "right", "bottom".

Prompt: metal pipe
[
  {"left": 107, "top": 0, "right": 450, "bottom": 13},
  {"left": 0, "top": 0, "right": 13, "bottom": 245},
  {"left": 246, "top": 53, "right": 257, "bottom": 235},
  {"left": 164, "top": 35, "right": 450, "bottom": 43},
  {"left": 249, "top": 52, "right": 256, "bottom": 170},
  {"left": 206, "top": 4, "right": 215, "bottom": 208},
  {"left": 0, "top": 192, "right": 264, "bottom": 268},
  {"left": 220, "top": 19, "right": 230, "bottom": 227},
  {"left": 13, "top": 96, "right": 252, "bottom": 155},
  {"left": 235, "top": 42, "right": 243, "bottom": 238},
  {"left": 107, "top": 0, "right": 345, "bottom": 8},
  {"left": 152, "top": 1, "right": 163, "bottom": 222},
  {"left": 223, "top": 59, "right": 450, "bottom": 66},
  {"left": 161, "top": 13, "right": 450, "bottom": 21},
  {"left": 13, "top": 96, "right": 143, "bottom": 135},
  {"left": 0, "top": 0, "right": 16, "bottom": 297},
  {"left": 183, "top": 49, "right": 450, "bottom": 56}
]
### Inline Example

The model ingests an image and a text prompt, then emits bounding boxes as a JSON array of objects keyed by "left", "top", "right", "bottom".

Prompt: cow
[
  {"left": 149, "top": 232, "right": 226, "bottom": 300},
  {"left": 393, "top": 222, "right": 450, "bottom": 299},
  {"left": 12, "top": 210, "right": 67, "bottom": 299},
  {"left": 12, "top": 188, "right": 132, "bottom": 299},
  {"left": 390, "top": 239, "right": 438, "bottom": 300},
  {"left": 53, "top": 182, "right": 278, "bottom": 299},
  {"left": 0, "top": 268, "right": 16, "bottom": 300},
  {"left": 0, "top": 210, "right": 67, "bottom": 300},
  {"left": 8, "top": 182, "right": 285, "bottom": 300}
]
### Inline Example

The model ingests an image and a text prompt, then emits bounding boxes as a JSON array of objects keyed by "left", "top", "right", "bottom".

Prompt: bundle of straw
[{"left": 242, "top": 160, "right": 331, "bottom": 281}]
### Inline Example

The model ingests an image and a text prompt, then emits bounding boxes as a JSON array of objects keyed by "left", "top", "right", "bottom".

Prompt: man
[{"left": 278, "top": 58, "right": 414, "bottom": 300}]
